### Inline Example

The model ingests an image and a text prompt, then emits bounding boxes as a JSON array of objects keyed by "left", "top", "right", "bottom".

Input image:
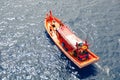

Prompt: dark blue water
[{"left": 0, "top": 0, "right": 120, "bottom": 80}]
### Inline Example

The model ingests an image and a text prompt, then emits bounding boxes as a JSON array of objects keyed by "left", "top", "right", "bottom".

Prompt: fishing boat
[{"left": 44, "top": 11, "right": 99, "bottom": 68}]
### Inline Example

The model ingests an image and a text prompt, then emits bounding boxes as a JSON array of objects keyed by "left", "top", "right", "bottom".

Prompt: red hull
[{"left": 44, "top": 11, "right": 99, "bottom": 68}]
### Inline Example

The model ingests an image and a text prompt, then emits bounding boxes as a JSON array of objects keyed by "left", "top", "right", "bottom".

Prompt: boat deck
[{"left": 57, "top": 26, "right": 83, "bottom": 49}]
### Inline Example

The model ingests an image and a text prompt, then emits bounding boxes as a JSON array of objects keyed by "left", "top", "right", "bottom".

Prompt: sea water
[{"left": 0, "top": 0, "right": 120, "bottom": 80}]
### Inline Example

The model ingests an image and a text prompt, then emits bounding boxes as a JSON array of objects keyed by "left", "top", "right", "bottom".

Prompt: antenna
[{"left": 49, "top": 10, "right": 52, "bottom": 16}]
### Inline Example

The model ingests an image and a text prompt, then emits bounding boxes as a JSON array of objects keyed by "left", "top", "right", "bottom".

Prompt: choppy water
[{"left": 0, "top": 0, "right": 120, "bottom": 80}]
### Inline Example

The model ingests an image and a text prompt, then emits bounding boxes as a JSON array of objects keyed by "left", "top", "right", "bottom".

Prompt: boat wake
[{"left": 95, "top": 63, "right": 110, "bottom": 76}]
